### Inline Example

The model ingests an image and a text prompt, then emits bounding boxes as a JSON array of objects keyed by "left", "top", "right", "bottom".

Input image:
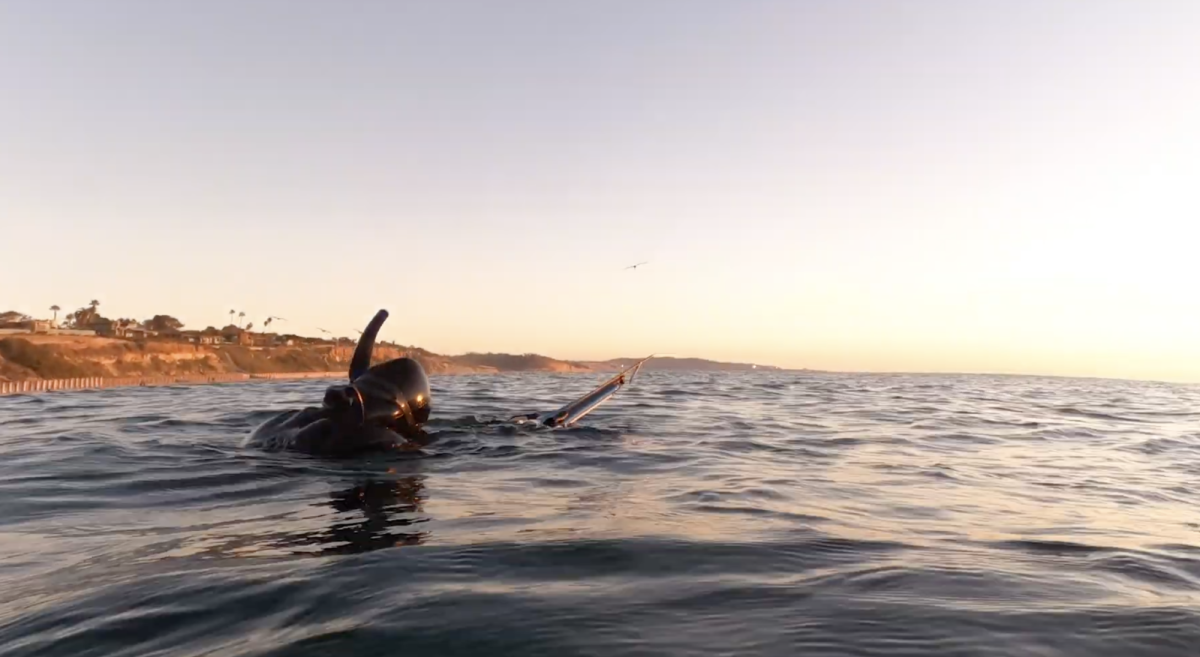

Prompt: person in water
[{"left": 247, "top": 309, "right": 649, "bottom": 457}]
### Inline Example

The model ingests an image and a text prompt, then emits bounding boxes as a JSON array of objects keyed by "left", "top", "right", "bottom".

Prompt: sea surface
[{"left": 1, "top": 371, "right": 1199, "bottom": 656}]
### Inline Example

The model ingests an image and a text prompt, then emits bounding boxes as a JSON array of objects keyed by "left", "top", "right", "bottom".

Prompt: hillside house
[
  {"left": 115, "top": 321, "right": 154, "bottom": 339},
  {"left": 249, "top": 332, "right": 293, "bottom": 347},
  {"left": 0, "top": 319, "right": 52, "bottom": 333},
  {"left": 93, "top": 318, "right": 155, "bottom": 339},
  {"left": 221, "top": 325, "right": 252, "bottom": 346}
]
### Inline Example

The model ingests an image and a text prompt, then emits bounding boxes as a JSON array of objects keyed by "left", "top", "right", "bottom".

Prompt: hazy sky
[{"left": 2, "top": 1, "right": 1199, "bottom": 381}]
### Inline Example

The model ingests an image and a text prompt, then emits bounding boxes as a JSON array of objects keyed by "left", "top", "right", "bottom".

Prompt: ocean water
[{"left": 1, "top": 371, "right": 1199, "bottom": 656}]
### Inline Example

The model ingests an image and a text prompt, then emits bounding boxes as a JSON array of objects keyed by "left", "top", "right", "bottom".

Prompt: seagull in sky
[{"left": 624, "top": 261, "right": 648, "bottom": 270}]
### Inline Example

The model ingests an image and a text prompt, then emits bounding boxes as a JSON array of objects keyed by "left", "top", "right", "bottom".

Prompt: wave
[{"left": 4, "top": 371, "right": 1200, "bottom": 656}]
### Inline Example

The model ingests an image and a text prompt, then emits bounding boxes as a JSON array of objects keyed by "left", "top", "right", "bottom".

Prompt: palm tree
[
  {"left": 238, "top": 311, "right": 246, "bottom": 329},
  {"left": 229, "top": 309, "right": 236, "bottom": 326},
  {"left": 50, "top": 305, "right": 60, "bottom": 323},
  {"left": 83, "top": 299, "right": 100, "bottom": 326}
]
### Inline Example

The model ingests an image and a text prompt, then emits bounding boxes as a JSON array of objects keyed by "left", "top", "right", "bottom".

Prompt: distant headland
[{"left": 0, "top": 304, "right": 783, "bottom": 382}]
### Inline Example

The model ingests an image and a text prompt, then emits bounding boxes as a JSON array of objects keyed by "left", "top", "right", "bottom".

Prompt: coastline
[
  {"left": 0, "top": 371, "right": 347, "bottom": 396},
  {"left": 0, "top": 334, "right": 779, "bottom": 389}
]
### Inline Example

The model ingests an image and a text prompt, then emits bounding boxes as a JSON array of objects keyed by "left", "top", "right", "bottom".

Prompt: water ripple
[{"left": 2, "top": 371, "right": 1200, "bottom": 655}]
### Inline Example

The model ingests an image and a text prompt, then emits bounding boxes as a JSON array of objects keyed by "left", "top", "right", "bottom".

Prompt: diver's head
[
  {"left": 319, "top": 309, "right": 432, "bottom": 441},
  {"left": 323, "top": 357, "right": 431, "bottom": 439}
]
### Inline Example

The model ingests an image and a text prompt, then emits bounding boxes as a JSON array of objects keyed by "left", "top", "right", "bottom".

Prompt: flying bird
[{"left": 624, "top": 261, "right": 648, "bottom": 270}]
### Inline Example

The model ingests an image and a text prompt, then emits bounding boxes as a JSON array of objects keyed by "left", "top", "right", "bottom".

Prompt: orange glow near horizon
[{"left": 2, "top": 3, "right": 1198, "bottom": 382}]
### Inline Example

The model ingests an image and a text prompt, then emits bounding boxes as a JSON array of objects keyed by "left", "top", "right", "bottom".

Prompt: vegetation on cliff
[
  {"left": 0, "top": 335, "right": 780, "bottom": 382},
  {"left": 0, "top": 336, "right": 464, "bottom": 382},
  {"left": 0, "top": 305, "right": 783, "bottom": 381}
]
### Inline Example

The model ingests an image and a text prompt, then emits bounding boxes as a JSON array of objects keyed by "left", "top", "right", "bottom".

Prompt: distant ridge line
[{"left": 591, "top": 356, "right": 784, "bottom": 372}]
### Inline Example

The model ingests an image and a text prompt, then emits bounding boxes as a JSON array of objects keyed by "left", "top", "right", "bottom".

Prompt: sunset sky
[{"left": 2, "top": 2, "right": 1199, "bottom": 381}]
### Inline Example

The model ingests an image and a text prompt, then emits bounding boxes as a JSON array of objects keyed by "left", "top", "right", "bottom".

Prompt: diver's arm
[
  {"left": 246, "top": 406, "right": 332, "bottom": 451},
  {"left": 402, "top": 427, "right": 436, "bottom": 448},
  {"left": 291, "top": 415, "right": 338, "bottom": 454},
  {"left": 274, "top": 406, "right": 327, "bottom": 430}
]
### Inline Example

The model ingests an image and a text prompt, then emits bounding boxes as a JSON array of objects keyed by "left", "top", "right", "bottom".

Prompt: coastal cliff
[
  {"left": 0, "top": 335, "right": 777, "bottom": 382},
  {"left": 0, "top": 335, "right": 579, "bottom": 382}
]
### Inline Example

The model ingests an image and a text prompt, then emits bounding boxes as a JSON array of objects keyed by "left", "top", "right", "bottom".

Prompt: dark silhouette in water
[
  {"left": 282, "top": 477, "right": 429, "bottom": 555},
  {"left": 246, "top": 310, "right": 434, "bottom": 456},
  {"left": 183, "top": 477, "right": 430, "bottom": 558},
  {"left": 247, "top": 309, "right": 650, "bottom": 457}
]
